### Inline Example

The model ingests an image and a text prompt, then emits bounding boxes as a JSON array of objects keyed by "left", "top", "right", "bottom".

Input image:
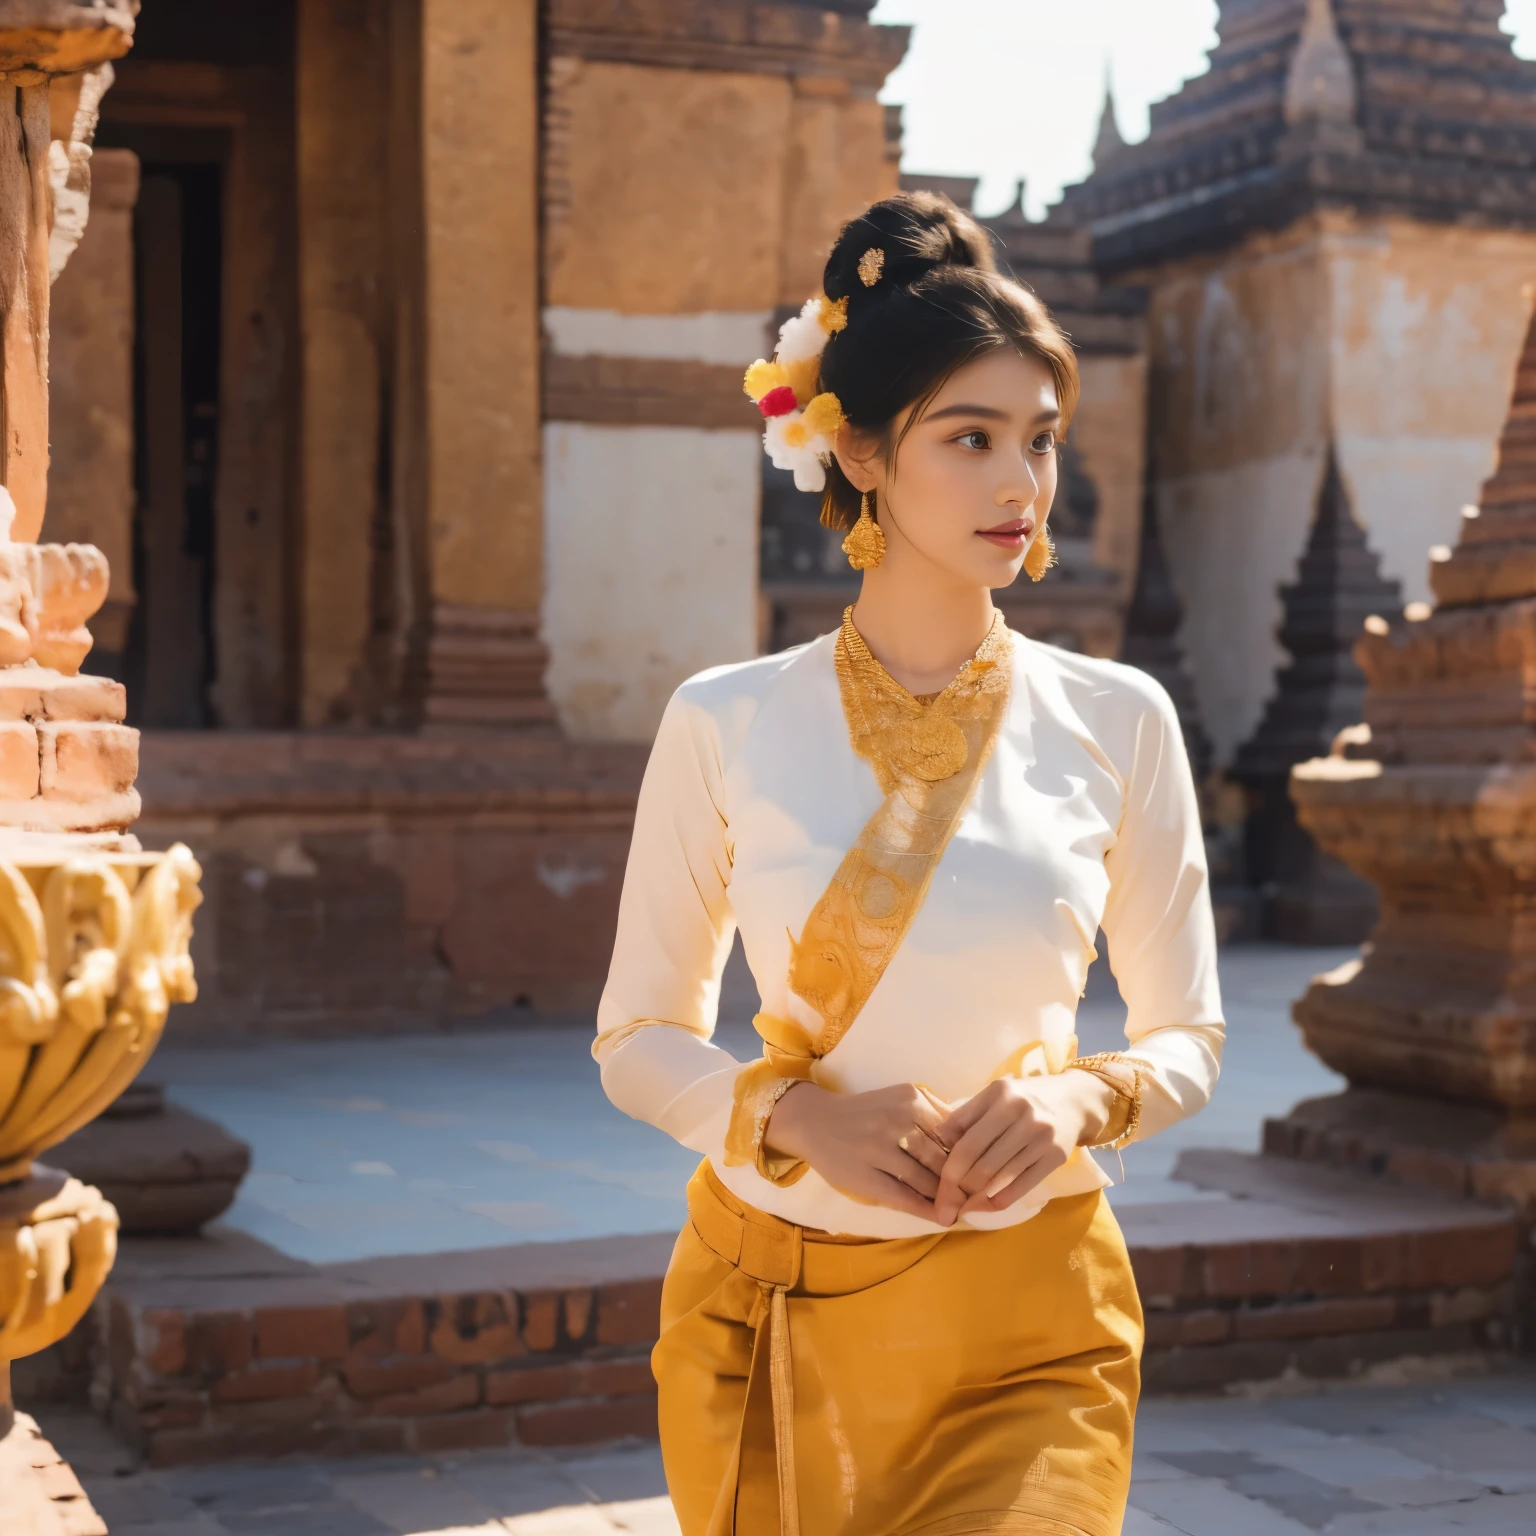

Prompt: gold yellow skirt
[{"left": 654, "top": 1162, "right": 1143, "bottom": 1536}]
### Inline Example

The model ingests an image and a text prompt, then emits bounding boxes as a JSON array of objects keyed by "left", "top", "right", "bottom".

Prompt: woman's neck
[{"left": 850, "top": 567, "right": 996, "bottom": 697}]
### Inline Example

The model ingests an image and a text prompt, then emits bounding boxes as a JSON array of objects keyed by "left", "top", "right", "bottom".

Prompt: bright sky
[{"left": 872, "top": 0, "right": 1536, "bottom": 220}]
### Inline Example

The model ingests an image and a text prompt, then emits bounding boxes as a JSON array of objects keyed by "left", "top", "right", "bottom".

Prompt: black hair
[{"left": 816, "top": 192, "right": 1080, "bottom": 532}]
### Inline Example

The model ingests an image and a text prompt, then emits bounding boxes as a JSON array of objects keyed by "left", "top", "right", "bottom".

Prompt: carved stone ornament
[
  {"left": 0, "top": 1168, "right": 115, "bottom": 1364},
  {"left": 0, "top": 2, "right": 136, "bottom": 81},
  {"left": 0, "top": 843, "right": 201, "bottom": 1184}
]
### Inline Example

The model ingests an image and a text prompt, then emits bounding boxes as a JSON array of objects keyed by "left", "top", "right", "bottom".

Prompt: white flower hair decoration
[{"left": 743, "top": 295, "right": 849, "bottom": 494}]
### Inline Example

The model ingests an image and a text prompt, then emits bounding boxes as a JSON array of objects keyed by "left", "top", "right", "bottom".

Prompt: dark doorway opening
[{"left": 96, "top": 139, "right": 225, "bottom": 727}]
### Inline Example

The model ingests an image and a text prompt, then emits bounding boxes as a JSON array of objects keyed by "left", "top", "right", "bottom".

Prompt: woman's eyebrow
[{"left": 924, "top": 403, "right": 1011, "bottom": 422}]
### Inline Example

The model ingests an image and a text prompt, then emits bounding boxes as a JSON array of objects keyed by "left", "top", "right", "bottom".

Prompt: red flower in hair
[{"left": 758, "top": 386, "right": 798, "bottom": 419}]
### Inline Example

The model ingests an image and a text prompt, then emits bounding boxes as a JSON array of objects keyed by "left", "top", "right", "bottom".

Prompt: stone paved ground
[
  {"left": 149, "top": 943, "right": 1349, "bottom": 1265},
  {"left": 40, "top": 1366, "right": 1536, "bottom": 1535}
]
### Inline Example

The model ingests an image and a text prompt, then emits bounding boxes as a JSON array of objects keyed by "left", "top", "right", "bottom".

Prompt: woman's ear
[{"left": 832, "top": 424, "right": 881, "bottom": 495}]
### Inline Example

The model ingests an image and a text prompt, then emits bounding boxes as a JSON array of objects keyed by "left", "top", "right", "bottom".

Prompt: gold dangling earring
[
  {"left": 1024, "top": 525, "right": 1055, "bottom": 583},
  {"left": 842, "top": 491, "right": 887, "bottom": 572}
]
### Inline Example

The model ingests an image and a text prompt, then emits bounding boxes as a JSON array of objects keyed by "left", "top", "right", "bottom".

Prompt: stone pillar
[
  {"left": 296, "top": 0, "right": 392, "bottom": 726},
  {"left": 416, "top": 0, "right": 551, "bottom": 729},
  {"left": 1233, "top": 445, "right": 1401, "bottom": 943},
  {"left": 46, "top": 145, "right": 136, "bottom": 669}
]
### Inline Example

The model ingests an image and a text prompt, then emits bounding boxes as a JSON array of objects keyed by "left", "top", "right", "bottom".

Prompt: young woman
[{"left": 594, "top": 194, "right": 1224, "bottom": 1536}]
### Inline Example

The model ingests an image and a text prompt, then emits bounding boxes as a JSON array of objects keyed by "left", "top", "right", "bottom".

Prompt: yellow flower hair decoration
[{"left": 743, "top": 294, "right": 850, "bottom": 493}]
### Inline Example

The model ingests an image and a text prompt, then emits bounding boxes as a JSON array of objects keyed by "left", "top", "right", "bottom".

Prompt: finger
[
  {"left": 914, "top": 1085, "right": 955, "bottom": 1122},
  {"left": 938, "top": 1101, "right": 1023, "bottom": 1195},
  {"left": 960, "top": 1147, "right": 1063, "bottom": 1216},
  {"left": 934, "top": 1085, "right": 999, "bottom": 1148},
  {"left": 867, "top": 1170, "right": 944, "bottom": 1224},
  {"left": 959, "top": 1122, "right": 1048, "bottom": 1198},
  {"left": 898, "top": 1128, "right": 948, "bottom": 1177},
  {"left": 881, "top": 1146, "right": 941, "bottom": 1199},
  {"left": 908, "top": 1094, "right": 955, "bottom": 1151}
]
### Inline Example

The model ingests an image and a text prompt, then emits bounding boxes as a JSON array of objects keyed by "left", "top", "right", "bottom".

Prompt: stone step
[{"left": 25, "top": 1150, "right": 1519, "bottom": 1466}]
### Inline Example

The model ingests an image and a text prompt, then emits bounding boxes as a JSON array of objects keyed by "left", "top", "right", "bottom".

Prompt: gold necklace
[{"left": 835, "top": 610, "right": 1009, "bottom": 787}]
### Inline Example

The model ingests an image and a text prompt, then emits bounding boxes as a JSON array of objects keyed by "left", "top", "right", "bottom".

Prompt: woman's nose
[{"left": 1001, "top": 453, "right": 1040, "bottom": 507}]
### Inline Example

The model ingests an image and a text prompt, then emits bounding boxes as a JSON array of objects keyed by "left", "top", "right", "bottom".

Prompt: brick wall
[{"left": 104, "top": 1275, "right": 663, "bottom": 1465}]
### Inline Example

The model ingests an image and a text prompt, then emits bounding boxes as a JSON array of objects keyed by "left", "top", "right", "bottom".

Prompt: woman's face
[{"left": 836, "top": 348, "right": 1062, "bottom": 591}]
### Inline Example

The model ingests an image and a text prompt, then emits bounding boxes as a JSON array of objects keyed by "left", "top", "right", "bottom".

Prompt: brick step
[
  {"left": 1133, "top": 1150, "right": 1519, "bottom": 1392},
  {"left": 30, "top": 1150, "right": 1520, "bottom": 1466}
]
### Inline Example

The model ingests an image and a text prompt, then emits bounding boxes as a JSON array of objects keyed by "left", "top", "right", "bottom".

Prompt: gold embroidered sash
[{"left": 725, "top": 609, "right": 1013, "bottom": 1176}]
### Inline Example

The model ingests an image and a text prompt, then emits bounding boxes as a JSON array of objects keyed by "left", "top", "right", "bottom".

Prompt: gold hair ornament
[
  {"left": 843, "top": 491, "right": 887, "bottom": 571},
  {"left": 858, "top": 247, "right": 886, "bottom": 288}
]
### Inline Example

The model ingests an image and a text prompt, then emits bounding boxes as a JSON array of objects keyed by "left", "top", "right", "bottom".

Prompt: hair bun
[{"left": 823, "top": 191, "right": 997, "bottom": 306}]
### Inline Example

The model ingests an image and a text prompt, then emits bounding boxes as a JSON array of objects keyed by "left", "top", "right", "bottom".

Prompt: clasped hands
[{"left": 763, "top": 1072, "right": 1120, "bottom": 1226}]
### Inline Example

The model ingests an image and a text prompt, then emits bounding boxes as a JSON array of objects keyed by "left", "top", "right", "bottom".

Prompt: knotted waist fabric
[{"left": 654, "top": 1161, "right": 1143, "bottom": 1536}]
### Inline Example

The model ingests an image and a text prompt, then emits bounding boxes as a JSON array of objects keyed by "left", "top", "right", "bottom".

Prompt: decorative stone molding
[
  {"left": 417, "top": 605, "right": 558, "bottom": 731},
  {"left": 0, "top": 490, "right": 138, "bottom": 835},
  {"left": 1056, "top": 0, "right": 1536, "bottom": 268},
  {"left": 1284, "top": 0, "right": 1358, "bottom": 133},
  {"left": 543, "top": 353, "right": 754, "bottom": 430},
  {"left": 0, "top": 1170, "right": 115, "bottom": 1362},
  {"left": 548, "top": 0, "right": 909, "bottom": 90},
  {"left": 0, "top": 1, "right": 135, "bottom": 80},
  {"left": 0, "top": 841, "right": 202, "bottom": 1183},
  {"left": 47, "top": 59, "right": 113, "bottom": 281}
]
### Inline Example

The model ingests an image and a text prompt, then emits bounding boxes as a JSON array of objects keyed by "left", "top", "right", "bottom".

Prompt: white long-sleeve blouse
[{"left": 593, "top": 619, "right": 1225, "bottom": 1240}]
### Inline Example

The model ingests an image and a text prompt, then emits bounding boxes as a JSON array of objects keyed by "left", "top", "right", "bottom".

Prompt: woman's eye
[
  {"left": 957, "top": 430, "right": 990, "bottom": 451},
  {"left": 1031, "top": 430, "right": 1058, "bottom": 455}
]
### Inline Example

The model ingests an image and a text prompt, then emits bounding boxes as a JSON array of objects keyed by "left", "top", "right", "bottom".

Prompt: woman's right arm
[
  {"left": 593, "top": 689, "right": 745, "bottom": 1154},
  {"left": 596, "top": 685, "right": 952, "bottom": 1222}
]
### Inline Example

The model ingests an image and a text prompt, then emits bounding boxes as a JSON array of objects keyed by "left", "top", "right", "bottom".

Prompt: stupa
[{"left": 1281, "top": 308, "right": 1536, "bottom": 1233}]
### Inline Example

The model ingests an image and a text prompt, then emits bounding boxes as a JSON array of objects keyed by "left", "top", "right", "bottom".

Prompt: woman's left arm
[
  {"left": 1092, "top": 674, "right": 1225, "bottom": 1139},
  {"left": 934, "top": 675, "right": 1224, "bottom": 1221}
]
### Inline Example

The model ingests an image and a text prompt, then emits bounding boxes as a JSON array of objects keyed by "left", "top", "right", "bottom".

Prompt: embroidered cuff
[
  {"left": 724, "top": 1059, "right": 809, "bottom": 1186},
  {"left": 1067, "top": 1052, "right": 1144, "bottom": 1151}
]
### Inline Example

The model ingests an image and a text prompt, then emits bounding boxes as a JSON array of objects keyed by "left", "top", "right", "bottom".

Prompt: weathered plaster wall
[
  {"left": 1145, "top": 213, "right": 1536, "bottom": 767},
  {"left": 544, "top": 421, "right": 759, "bottom": 742},
  {"left": 1330, "top": 220, "right": 1536, "bottom": 606},
  {"left": 541, "top": 41, "right": 895, "bottom": 742},
  {"left": 1074, "top": 350, "right": 1149, "bottom": 593},
  {"left": 547, "top": 59, "right": 791, "bottom": 315},
  {"left": 46, "top": 146, "right": 136, "bottom": 658}
]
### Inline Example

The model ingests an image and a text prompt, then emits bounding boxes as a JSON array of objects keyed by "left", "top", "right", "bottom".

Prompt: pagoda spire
[
  {"left": 1233, "top": 443, "right": 1401, "bottom": 941},
  {"left": 1121, "top": 478, "right": 1211, "bottom": 784},
  {"left": 1093, "top": 62, "right": 1126, "bottom": 171},
  {"left": 1285, "top": 0, "right": 1360, "bottom": 139}
]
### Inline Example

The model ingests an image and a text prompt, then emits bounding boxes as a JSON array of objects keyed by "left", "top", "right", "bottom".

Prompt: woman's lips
[{"left": 976, "top": 519, "right": 1033, "bottom": 550}]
